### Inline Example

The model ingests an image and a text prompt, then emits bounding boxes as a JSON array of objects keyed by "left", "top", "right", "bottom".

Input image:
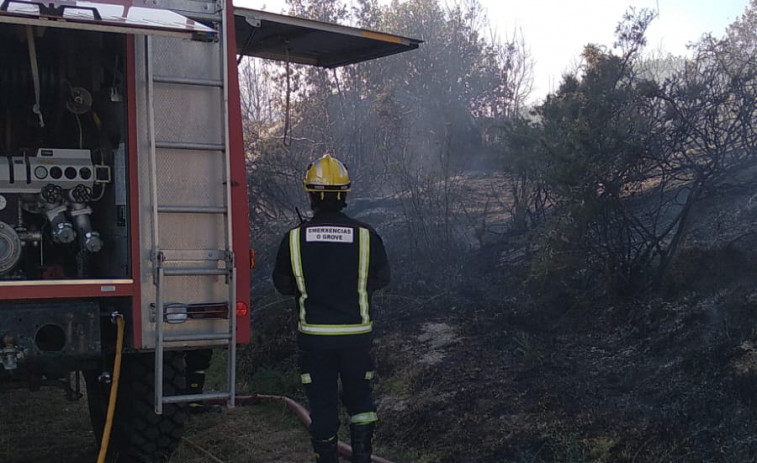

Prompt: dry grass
[
  {"left": 0, "top": 385, "right": 315, "bottom": 463},
  {"left": 1, "top": 384, "right": 95, "bottom": 463},
  {"left": 170, "top": 402, "right": 313, "bottom": 463}
]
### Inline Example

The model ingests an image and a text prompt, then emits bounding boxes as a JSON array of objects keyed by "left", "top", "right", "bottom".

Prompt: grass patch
[
  {"left": 170, "top": 402, "right": 313, "bottom": 463},
  {"left": 204, "top": 349, "right": 301, "bottom": 397},
  {"left": 247, "top": 364, "right": 301, "bottom": 396}
]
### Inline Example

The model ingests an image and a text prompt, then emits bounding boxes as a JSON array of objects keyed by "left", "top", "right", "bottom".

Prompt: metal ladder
[{"left": 144, "top": 1, "right": 236, "bottom": 414}]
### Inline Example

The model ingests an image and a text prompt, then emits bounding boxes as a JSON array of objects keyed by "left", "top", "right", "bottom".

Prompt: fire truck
[{"left": 0, "top": 0, "right": 419, "bottom": 460}]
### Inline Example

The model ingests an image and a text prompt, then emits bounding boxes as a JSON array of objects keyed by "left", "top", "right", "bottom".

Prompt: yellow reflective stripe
[
  {"left": 289, "top": 229, "right": 307, "bottom": 323},
  {"left": 298, "top": 322, "right": 373, "bottom": 335},
  {"left": 300, "top": 373, "right": 312, "bottom": 384},
  {"left": 358, "top": 228, "right": 370, "bottom": 324},
  {"left": 350, "top": 412, "right": 378, "bottom": 424}
]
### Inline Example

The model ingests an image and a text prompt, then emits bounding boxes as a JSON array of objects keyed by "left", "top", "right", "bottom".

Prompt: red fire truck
[{"left": 0, "top": 0, "right": 419, "bottom": 460}]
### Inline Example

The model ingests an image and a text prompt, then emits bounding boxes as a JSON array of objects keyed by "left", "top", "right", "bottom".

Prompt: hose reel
[{"left": 0, "top": 221, "right": 22, "bottom": 275}]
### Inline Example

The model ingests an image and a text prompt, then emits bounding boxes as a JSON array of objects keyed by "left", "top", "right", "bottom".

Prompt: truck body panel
[
  {"left": 134, "top": 32, "right": 240, "bottom": 349},
  {"left": 0, "top": 0, "right": 420, "bottom": 358}
]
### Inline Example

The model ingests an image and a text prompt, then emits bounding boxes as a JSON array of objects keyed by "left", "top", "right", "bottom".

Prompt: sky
[{"left": 234, "top": 0, "right": 752, "bottom": 100}]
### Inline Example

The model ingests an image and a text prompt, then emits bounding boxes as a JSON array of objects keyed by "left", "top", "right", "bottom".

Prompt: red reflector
[
  {"left": 249, "top": 249, "right": 256, "bottom": 269},
  {"left": 236, "top": 301, "right": 249, "bottom": 317}
]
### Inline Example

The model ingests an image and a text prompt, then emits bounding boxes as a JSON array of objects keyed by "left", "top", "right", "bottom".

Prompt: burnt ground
[
  {"left": 348, "top": 168, "right": 757, "bottom": 462},
  {"left": 369, "top": 287, "right": 757, "bottom": 463},
  {"left": 355, "top": 172, "right": 757, "bottom": 463},
  {"left": 5, "top": 170, "right": 757, "bottom": 463}
]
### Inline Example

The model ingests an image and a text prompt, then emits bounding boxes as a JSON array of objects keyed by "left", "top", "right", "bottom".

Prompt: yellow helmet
[{"left": 304, "top": 154, "right": 351, "bottom": 193}]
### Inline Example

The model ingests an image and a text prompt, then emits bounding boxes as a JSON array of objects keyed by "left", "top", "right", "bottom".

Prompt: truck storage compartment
[{"left": 0, "top": 24, "right": 129, "bottom": 280}]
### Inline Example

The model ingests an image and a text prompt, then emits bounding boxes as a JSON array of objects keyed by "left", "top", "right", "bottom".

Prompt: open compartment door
[
  {"left": 0, "top": 0, "right": 216, "bottom": 39},
  {"left": 234, "top": 8, "right": 421, "bottom": 68}
]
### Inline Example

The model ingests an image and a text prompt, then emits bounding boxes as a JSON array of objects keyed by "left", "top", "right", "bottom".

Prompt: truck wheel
[{"left": 84, "top": 352, "right": 189, "bottom": 463}]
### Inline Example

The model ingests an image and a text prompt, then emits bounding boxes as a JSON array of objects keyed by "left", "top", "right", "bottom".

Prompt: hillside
[
  {"left": 5, "top": 170, "right": 757, "bottom": 463},
  {"left": 240, "top": 164, "right": 757, "bottom": 462},
  {"left": 351, "top": 167, "right": 757, "bottom": 462}
]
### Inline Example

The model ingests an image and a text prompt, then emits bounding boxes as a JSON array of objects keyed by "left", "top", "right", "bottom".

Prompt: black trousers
[{"left": 298, "top": 346, "right": 377, "bottom": 440}]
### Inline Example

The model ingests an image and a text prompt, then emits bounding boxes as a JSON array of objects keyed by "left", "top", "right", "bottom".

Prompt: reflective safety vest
[{"left": 288, "top": 224, "right": 373, "bottom": 336}]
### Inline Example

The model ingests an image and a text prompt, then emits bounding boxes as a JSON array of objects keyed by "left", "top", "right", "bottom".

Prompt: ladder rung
[
  {"left": 164, "top": 332, "right": 232, "bottom": 342},
  {"left": 153, "top": 76, "right": 223, "bottom": 87},
  {"left": 156, "top": 141, "right": 225, "bottom": 151},
  {"left": 158, "top": 205, "right": 227, "bottom": 214},
  {"left": 162, "top": 392, "right": 231, "bottom": 405},
  {"left": 152, "top": 0, "right": 220, "bottom": 19},
  {"left": 163, "top": 268, "right": 229, "bottom": 276},
  {"left": 158, "top": 249, "right": 227, "bottom": 261}
]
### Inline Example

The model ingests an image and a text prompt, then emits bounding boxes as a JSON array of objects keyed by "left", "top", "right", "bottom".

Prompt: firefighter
[{"left": 272, "top": 154, "right": 390, "bottom": 463}]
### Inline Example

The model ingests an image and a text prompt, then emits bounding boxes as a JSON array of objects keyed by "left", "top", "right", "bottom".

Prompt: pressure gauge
[
  {"left": 0, "top": 195, "right": 6, "bottom": 211},
  {"left": 34, "top": 165, "right": 49, "bottom": 180}
]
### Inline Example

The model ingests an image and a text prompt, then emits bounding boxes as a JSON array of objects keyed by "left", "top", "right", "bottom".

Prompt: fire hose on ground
[
  {"left": 229, "top": 394, "right": 396, "bottom": 463},
  {"left": 96, "top": 317, "right": 396, "bottom": 463}
]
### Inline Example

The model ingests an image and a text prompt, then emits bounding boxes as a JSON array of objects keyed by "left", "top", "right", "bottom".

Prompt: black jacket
[{"left": 273, "top": 211, "right": 390, "bottom": 348}]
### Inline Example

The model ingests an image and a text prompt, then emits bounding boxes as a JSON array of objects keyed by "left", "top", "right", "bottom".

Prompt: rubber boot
[
  {"left": 186, "top": 370, "right": 206, "bottom": 413},
  {"left": 350, "top": 423, "right": 374, "bottom": 463},
  {"left": 312, "top": 436, "right": 339, "bottom": 463},
  {"left": 187, "top": 370, "right": 205, "bottom": 393}
]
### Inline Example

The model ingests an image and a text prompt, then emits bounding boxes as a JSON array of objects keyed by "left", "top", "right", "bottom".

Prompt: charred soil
[{"left": 356, "top": 175, "right": 757, "bottom": 463}]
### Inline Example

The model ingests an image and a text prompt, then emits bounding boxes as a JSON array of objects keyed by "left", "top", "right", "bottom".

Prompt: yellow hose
[{"left": 97, "top": 315, "right": 125, "bottom": 463}]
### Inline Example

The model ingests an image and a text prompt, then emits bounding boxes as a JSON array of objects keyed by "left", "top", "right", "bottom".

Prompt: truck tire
[{"left": 84, "top": 352, "right": 189, "bottom": 463}]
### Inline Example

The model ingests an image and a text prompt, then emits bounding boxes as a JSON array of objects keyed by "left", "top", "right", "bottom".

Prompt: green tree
[{"left": 529, "top": 9, "right": 667, "bottom": 297}]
